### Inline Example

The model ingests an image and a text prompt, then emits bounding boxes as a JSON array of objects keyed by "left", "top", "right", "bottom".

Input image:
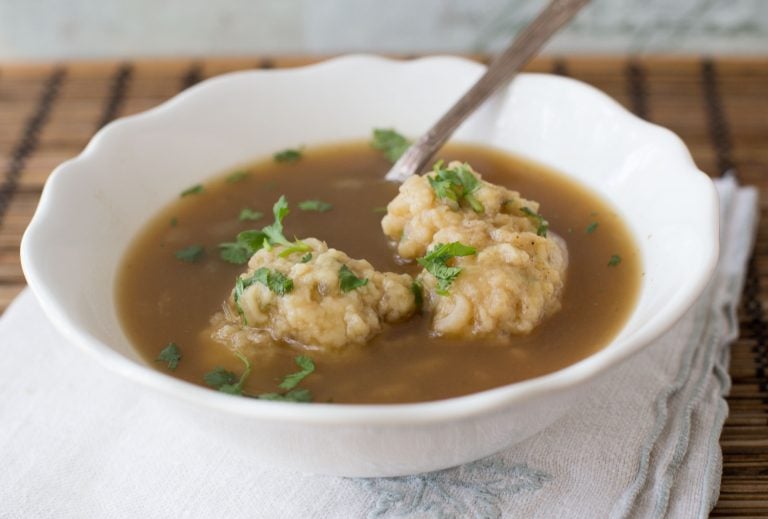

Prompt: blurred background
[{"left": 1, "top": 0, "right": 766, "bottom": 61}]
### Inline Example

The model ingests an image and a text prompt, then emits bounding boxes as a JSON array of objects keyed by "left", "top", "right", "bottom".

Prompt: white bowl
[{"left": 21, "top": 55, "right": 718, "bottom": 477}]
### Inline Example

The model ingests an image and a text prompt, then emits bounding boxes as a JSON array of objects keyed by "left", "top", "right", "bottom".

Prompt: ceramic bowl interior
[{"left": 20, "top": 56, "right": 718, "bottom": 477}]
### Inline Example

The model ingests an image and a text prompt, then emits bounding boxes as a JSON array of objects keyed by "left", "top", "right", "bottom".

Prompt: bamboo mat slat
[{"left": 1, "top": 55, "right": 767, "bottom": 516}]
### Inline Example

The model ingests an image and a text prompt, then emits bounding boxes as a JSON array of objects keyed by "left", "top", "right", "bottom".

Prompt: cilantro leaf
[
  {"left": 218, "top": 197, "right": 289, "bottom": 263},
  {"left": 169, "top": 217, "right": 178, "bottom": 227},
  {"left": 371, "top": 128, "right": 410, "bottom": 163},
  {"left": 608, "top": 254, "right": 622, "bottom": 267},
  {"left": 204, "top": 351, "right": 251, "bottom": 395},
  {"left": 261, "top": 195, "right": 292, "bottom": 247},
  {"left": 339, "top": 265, "right": 368, "bottom": 293},
  {"left": 428, "top": 161, "right": 484, "bottom": 213},
  {"left": 239, "top": 208, "right": 263, "bottom": 221},
  {"left": 586, "top": 222, "right": 598, "bottom": 234},
  {"left": 218, "top": 242, "right": 251, "bottom": 265},
  {"left": 300, "top": 252, "right": 312, "bottom": 263},
  {"left": 180, "top": 184, "right": 203, "bottom": 197},
  {"left": 257, "top": 388, "right": 312, "bottom": 403},
  {"left": 226, "top": 170, "right": 248, "bottom": 183},
  {"left": 298, "top": 199, "right": 333, "bottom": 212},
  {"left": 174, "top": 245, "right": 204, "bottom": 263},
  {"left": 204, "top": 366, "right": 236, "bottom": 388},
  {"left": 372, "top": 206, "right": 388, "bottom": 214},
  {"left": 234, "top": 268, "right": 293, "bottom": 324},
  {"left": 520, "top": 207, "right": 549, "bottom": 237},
  {"left": 278, "top": 355, "right": 316, "bottom": 390},
  {"left": 278, "top": 240, "right": 312, "bottom": 258},
  {"left": 411, "top": 280, "right": 423, "bottom": 312},
  {"left": 156, "top": 343, "right": 181, "bottom": 370},
  {"left": 234, "top": 267, "right": 293, "bottom": 324},
  {"left": 417, "top": 242, "right": 476, "bottom": 295},
  {"left": 273, "top": 148, "right": 302, "bottom": 163}
]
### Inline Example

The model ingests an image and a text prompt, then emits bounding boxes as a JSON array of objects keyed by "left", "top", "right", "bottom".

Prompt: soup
[{"left": 117, "top": 141, "right": 640, "bottom": 404}]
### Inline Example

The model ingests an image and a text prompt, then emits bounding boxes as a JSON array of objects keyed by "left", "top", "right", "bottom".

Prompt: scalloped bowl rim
[{"left": 21, "top": 55, "right": 718, "bottom": 425}]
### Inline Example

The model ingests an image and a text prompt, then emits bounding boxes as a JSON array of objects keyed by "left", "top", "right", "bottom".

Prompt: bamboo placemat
[{"left": 1, "top": 56, "right": 766, "bottom": 515}]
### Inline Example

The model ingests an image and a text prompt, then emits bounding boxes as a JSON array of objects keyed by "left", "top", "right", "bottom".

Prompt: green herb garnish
[
  {"left": 180, "top": 184, "right": 203, "bottom": 197},
  {"left": 156, "top": 343, "right": 181, "bottom": 370},
  {"left": 339, "top": 265, "right": 368, "bottom": 293},
  {"left": 278, "top": 240, "right": 312, "bottom": 258},
  {"left": 261, "top": 195, "right": 292, "bottom": 247},
  {"left": 586, "top": 222, "right": 598, "bottom": 234},
  {"left": 411, "top": 280, "right": 424, "bottom": 312},
  {"left": 218, "top": 196, "right": 289, "bottom": 264},
  {"left": 174, "top": 244, "right": 204, "bottom": 263},
  {"left": 226, "top": 170, "right": 248, "bottom": 183},
  {"left": 608, "top": 254, "right": 622, "bottom": 267},
  {"left": 300, "top": 252, "right": 312, "bottom": 263},
  {"left": 169, "top": 217, "right": 178, "bottom": 227},
  {"left": 258, "top": 388, "right": 312, "bottom": 403},
  {"left": 255, "top": 356, "right": 315, "bottom": 402},
  {"left": 204, "top": 351, "right": 251, "bottom": 395},
  {"left": 239, "top": 208, "right": 263, "bottom": 222},
  {"left": 203, "top": 366, "right": 236, "bottom": 388},
  {"left": 273, "top": 148, "right": 303, "bottom": 163},
  {"left": 298, "top": 200, "right": 333, "bottom": 212},
  {"left": 278, "top": 355, "right": 315, "bottom": 390},
  {"left": 219, "top": 240, "right": 252, "bottom": 265},
  {"left": 428, "top": 161, "right": 484, "bottom": 213},
  {"left": 417, "top": 242, "right": 476, "bottom": 295},
  {"left": 520, "top": 207, "right": 549, "bottom": 237},
  {"left": 233, "top": 267, "right": 293, "bottom": 325},
  {"left": 242, "top": 268, "right": 293, "bottom": 297},
  {"left": 372, "top": 206, "right": 388, "bottom": 214},
  {"left": 371, "top": 128, "right": 410, "bottom": 163}
]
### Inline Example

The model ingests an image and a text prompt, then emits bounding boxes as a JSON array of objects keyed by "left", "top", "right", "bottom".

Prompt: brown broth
[{"left": 117, "top": 142, "right": 641, "bottom": 404}]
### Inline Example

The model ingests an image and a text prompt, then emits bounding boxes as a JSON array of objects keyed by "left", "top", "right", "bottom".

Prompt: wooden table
[{"left": 1, "top": 56, "right": 766, "bottom": 515}]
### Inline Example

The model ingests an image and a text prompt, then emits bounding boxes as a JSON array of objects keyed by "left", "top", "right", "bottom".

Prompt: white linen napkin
[{"left": 0, "top": 177, "right": 756, "bottom": 519}]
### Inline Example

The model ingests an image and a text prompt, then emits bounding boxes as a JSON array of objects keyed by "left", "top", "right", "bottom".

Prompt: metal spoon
[{"left": 385, "top": 0, "right": 590, "bottom": 183}]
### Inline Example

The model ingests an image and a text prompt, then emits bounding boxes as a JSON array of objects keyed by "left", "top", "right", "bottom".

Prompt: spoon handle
[{"left": 385, "top": 0, "right": 590, "bottom": 183}]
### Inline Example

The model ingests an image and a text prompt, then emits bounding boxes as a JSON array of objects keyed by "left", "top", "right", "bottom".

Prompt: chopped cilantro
[
  {"left": 300, "top": 252, "right": 312, "bottom": 263},
  {"left": 411, "top": 280, "right": 423, "bottom": 312},
  {"left": 174, "top": 244, "right": 204, "bottom": 263},
  {"left": 258, "top": 388, "right": 312, "bottom": 403},
  {"left": 278, "top": 356, "right": 315, "bottom": 390},
  {"left": 169, "top": 217, "right": 178, "bottom": 227},
  {"left": 254, "top": 356, "right": 315, "bottom": 402},
  {"left": 417, "top": 242, "right": 476, "bottom": 295},
  {"left": 218, "top": 196, "right": 289, "bottom": 264},
  {"left": 278, "top": 240, "right": 312, "bottom": 258},
  {"left": 226, "top": 170, "right": 249, "bottom": 183},
  {"left": 156, "top": 343, "right": 181, "bottom": 370},
  {"left": 261, "top": 195, "right": 292, "bottom": 247},
  {"left": 180, "top": 184, "right": 203, "bottom": 197},
  {"left": 608, "top": 254, "right": 622, "bottom": 267},
  {"left": 204, "top": 351, "right": 251, "bottom": 395},
  {"left": 204, "top": 366, "right": 236, "bottom": 388},
  {"left": 428, "top": 161, "right": 484, "bottom": 213},
  {"left": 239, "top": 208, "right": 263, "bottom": 221},
  {"left": 233, "top": 267, "right": 293, "bottom": 325},
  {"left": 372, "top": 206, "right": 388, "bottom": 214},
  {"left": 242, "top": 268, "right": 293, "bottom": 297},
  {"left": 218, "top": 241, "right": 252, "bottom": 265},
  {"left": 520, "top": 207, "right": 549, "bottom": 237},
  {"left": 371, "top": 128, "right": 410, "bottom": 163},
  {"left": 586, "top": 222, "right": 599, "bottom": 234},
  {"left": 339, "top": 265, "right": 368, "bottom": 293},
  {"left": 298, "top": 199, "right": 333, "bottom": 212},
  {"left": 273, "top": 148, "right": 303, "bottom": 163}
]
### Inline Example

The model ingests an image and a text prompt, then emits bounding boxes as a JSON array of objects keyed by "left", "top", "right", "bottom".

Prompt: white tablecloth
[{"left": 0, "top": 177, "right": 756, "bottom": 518}]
